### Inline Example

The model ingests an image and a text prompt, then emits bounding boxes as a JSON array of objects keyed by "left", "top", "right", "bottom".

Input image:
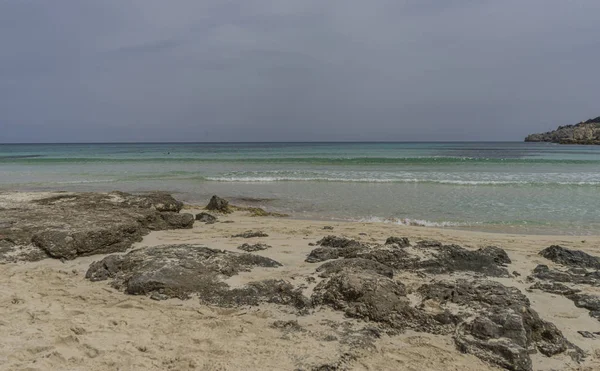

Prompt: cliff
[{"left": 525, "top": 116, "right": 600, "bottom": 144}]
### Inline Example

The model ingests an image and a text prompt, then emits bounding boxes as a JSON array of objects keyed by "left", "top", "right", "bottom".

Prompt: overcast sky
[{"left": 1, "top": 0, "right": 599, "bottom": 143}]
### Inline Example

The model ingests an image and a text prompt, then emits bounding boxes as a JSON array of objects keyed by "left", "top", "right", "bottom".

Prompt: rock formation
[{"left": 525, "top": 116, "right": 600, "bottom": 144}]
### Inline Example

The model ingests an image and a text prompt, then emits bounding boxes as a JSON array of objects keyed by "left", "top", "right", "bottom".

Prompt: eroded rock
[
  {"left": 86, "top": 244, "right": 282, "bottom": 299},
  {"left": 0, "top": 191, "right": 195, "bottom": 261},
  {"left": 232, "top": 231, "right": 269, "bottom": 238},
  {"left": 238, "top": 243, "right": 271, "bottom": 252},
  {"left": 206, "top": 195, "right": 232, "bottom": 213},
  {"left": 419, "top": 244, "right": 510, "bottom": 277},
  {"left": 539, "top": 245, "right": 600, "bottom": 269},
  {"left": 384, "top": 237, "right": 409, "bottom": 247},
  {"left": 195, "top": 212, "right": 217, "bottom": 224},
  {"left": 315, "top": 258, "right": 394, "bottom": 278}
]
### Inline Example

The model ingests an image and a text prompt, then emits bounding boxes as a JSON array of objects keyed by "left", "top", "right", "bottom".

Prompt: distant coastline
[{"left": 525, "top": 116, "right": 600, "bottom": 145}]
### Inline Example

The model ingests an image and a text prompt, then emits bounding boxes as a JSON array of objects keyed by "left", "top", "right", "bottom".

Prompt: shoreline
[{"left": 1, "top": 191, "right": 600, "bottom": 370}]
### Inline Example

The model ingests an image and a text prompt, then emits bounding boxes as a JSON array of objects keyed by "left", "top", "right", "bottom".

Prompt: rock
[
  {"left": 316, "top": 235, "right": 364, "bottom": 249},
  {"left": 578, "top": 331, "right": 595, "bottom": 339},
  {"left": 206, "top": 195, "right": 232, "bottom": 213},
  {"left": 86, "top": 244, "right": 282, "bottom": 299},
  {"left": 416, "top": 240, "right": 442, "bottom": 248},
  {"left": 0, "top": 191, "right": 194, "bottom": 261},
  {"left": 232, "top": 231, "right": 269, "bottom": 238},
  {"left": 238, "top": 243, "right": 271, "bottom": 252},
  {"left": 418, "top": 279, "right": 530, "bottom": 308},
  {"left": 384, "top": 237, "right": 409, "bottom": 247},
  {"left": 204, "top": 279, "right": 309, "bottom": 309},
  {"left": 315, "top": 258, "right": 394, "bottom": 278},
  {"left": 419, "top": 244, "right": 510, "bottom": 277},
  {"left": 323, "top": 226, "right": 334, "bottom": 230},
  {"left": 419, "top": 279, "right": 577, "bottom": 371},
  {"left": 525, "top": 118, "right": 600, "bottom": 145},
  {"left": 530, "top": 264, "right": 600, "bottom": 286},
  {"left": 160, "top": 212, "right": 194, "bottom": 229},
  {"left": 529, "top": 282, "right": 580, "bottom": 296},
  {"left": 195, "top": 212, "right": 217, "bottom": 224},
  {"left": 539, "top": 245, "right": 600, "bottom": 269},
  {"left": 305, "top": 246, "right": 365, "bottom": 263},
  {"left": 312, "top": 271, "right": 432, "bottom": 330},
  {"left": 355, "top": 248, "right": 420, "bottom": 270},
  {"left": 150, "top": 293, "right": 169, "bottom": 301},
  {"left": 477, "top": 246, "right": 511, "bottom": 265},
  {"left": 305, "top": 235, "right": 370, "bottom": 263},
  {"left": 32, "top": 223, "right": 144, "bottom": 260},
  {"left": 568, "top": 294, "right": 600, "bottom": 312}
]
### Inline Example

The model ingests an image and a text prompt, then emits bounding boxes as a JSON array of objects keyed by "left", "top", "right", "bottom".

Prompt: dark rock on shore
[
  {"left": 419, "top": 244, "right": 510, "bottom": 277},
  {"left": 238, "top": 243, "right": 271, "bottom": 252},
  {"left": 195, "top": 212, "right": 217, "bottom": 224},
  {"left": 525, "top": 117, "right": 600, "bottom": 145},
  {"left": 86, "top": 244, "right": 283, "bottom": 298},
  {"left": 529, "top": 282, "right": 581, "bottom": 296},
  {"left": 312, "top": 271, "right": 444, "bottom": 333},
  {"left": 315, "top": 258, "right": 394, "bottom": 278},
  {"left": 206, "top": 195, "right": 232, "bottom": 213},
  {"left": 232, "top": 230, "right": 269, "bottom": 238},
  {"left": 0, "top": 191, "right": 195, "bottom": 261},
  {"left": 539, "top": 245, "right": 600, "bottom": 269},
  {"left": 530, "top": 264, "right": 600, "bottom": 286},
  {"left": 160, "top": 212, "right": 195, "bottom": 229},
  {"left": 316, "top": 235, "right": 364, "bottom": 249},
  {"left": 305, "top": 246, "right": 366, "bottom": 263},
  {"left": 419, "top": 279, "right": 579, "bottom": 371},
  {"left": 384, "top": 237, "right": 409, "bottom": 247}
]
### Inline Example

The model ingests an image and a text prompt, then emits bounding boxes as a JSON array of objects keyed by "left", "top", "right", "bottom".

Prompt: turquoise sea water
[{"left": 1, "top": 142, "right": 599, "bottom": 235}]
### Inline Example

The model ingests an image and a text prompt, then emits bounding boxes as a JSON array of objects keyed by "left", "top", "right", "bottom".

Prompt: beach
[{"left": 1, "top": 191, "right": 600, "bottom": 370}]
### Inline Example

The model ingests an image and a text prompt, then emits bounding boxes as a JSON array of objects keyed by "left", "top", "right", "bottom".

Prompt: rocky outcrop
[
  {"left": 206, "top": 195, "right": 232, "bottom": 213},
  {"left": 525, "top": 117, "right": 600, "bottom": 144},
  {"left": 419, "top": 279, "right": 581, "bottom": 371},
  {"left": 195, "top": 212, "right": 217, "bottom": 224},
  {"left": 0, "top": 191, "right": 194, "bottom": 261},
  {"left": 232, "top": 230, "right": 269, "bottom": 238},
  {"left": 539, "top": 245, "right": 600, "bottom": 269},
  {"left": 238, "top": 243, "right": 271, "bottom": 252}
]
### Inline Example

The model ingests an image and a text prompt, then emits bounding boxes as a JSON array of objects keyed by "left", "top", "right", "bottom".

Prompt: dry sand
[{"left": 2, "top": 206, "right": 600, "bottom": 370}]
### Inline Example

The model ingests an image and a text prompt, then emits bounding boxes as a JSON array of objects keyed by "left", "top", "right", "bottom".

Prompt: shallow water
[{"left": 1, "top": 142, "right": 599, "bottom": 235}]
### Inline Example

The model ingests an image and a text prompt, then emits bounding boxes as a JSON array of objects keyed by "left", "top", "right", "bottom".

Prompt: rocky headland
[
  {"left": 525, "top": 116, "right": 600, "bottom": 144},
  {"left": 1, "top": 191, "right": 600, "bottom": 370}
]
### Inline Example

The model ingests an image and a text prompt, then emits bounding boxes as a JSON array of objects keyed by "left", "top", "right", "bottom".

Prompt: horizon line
[{"left": 0, "top": 140, "right": 529, "bottom": 145}]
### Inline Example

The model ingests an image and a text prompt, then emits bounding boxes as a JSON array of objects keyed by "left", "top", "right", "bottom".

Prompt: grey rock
[
  {"left": 568, "top": 294, "right": 600, "bottom": 312},
  {"left": 195, "top": 212, "right": 218, "bottom": 224},
  {"left": 478, "top": 246, "right": 512, "bottom": 265},
  {"left": 316, "top": 235, "right": 364, "bottom": 249},
  {"left": 0, "top": 191, "right": 193, "bottom": 261},
  {"left": 238, "top": 243, "right": 271, "bottom": 252},
  {"left": 529, "top": 282, "right": 580, "bottom": 296},
  {"left": 416, "top": 240, "right": 442, "bottom": 248},
  {"left": 419, "top": 244, "right": 510, "bottom": 277},
  {"left": 525, "top": 118, "right": 600, "bottom": 145},
  {"left": 323, "top": 226, "right": 334, "bottom": 230},
  {"left": 420, "top": 279, "right": 577, "bottom": 371},
  {"left": 312, "top": 271, "right": 445, "bottom": 333},
  {"left": 206, "top": 195, "right": 232, "bottom": 213},
  {"left": 160, "top": 212, "right": 194, "bottom": 229},
  {"left": 305, "top": 246, "right": 366, "bottom": 263},
  {"left": 539, "top": 245, "right": 600, "bottom": 269},
  {"left": 578, "top": 331, "right": 595, "bottom": 338},
  {"left": 384, "top": 237, "right": 410, "bottom": 247},
  {"left": 232, "top": 230, "right": 269, "bottom": 238},
  {"left": 316, "top": 258, "right": 394, "bottom": 278},
  {"left": 530, "top": 264, "right": 600, "bottom": 286},
  {"left": 86, "top": 244, "right": 282, "bottom": 299}
]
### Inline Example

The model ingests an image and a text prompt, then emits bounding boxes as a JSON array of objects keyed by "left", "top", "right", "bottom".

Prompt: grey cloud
[{"left": 1, "top": 0, "right": 600, "bottom": 143}]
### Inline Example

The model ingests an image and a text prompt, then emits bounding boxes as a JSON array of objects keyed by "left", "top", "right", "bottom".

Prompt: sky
[{"left": 1, "top": 0, "right": 599, "bottom": 143}]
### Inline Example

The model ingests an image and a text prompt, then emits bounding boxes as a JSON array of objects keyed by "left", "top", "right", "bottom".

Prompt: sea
[{"left": 1, "top": 142, "right": 599, "bottom": 235}]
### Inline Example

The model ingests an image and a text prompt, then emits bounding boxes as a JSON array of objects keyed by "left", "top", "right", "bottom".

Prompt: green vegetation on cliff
[{"left": 525, "top": 116, "right": 600, "bottom": 144}]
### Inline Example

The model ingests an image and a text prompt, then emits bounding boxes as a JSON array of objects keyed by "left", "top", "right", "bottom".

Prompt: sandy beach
[{"left": 1, "top": 192, "right": 600, "bottom": 371}]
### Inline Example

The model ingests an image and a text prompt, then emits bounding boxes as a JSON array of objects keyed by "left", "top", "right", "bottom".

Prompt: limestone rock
[{"left": 206, "top": 195, "right": 232, "bottom": 213}]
